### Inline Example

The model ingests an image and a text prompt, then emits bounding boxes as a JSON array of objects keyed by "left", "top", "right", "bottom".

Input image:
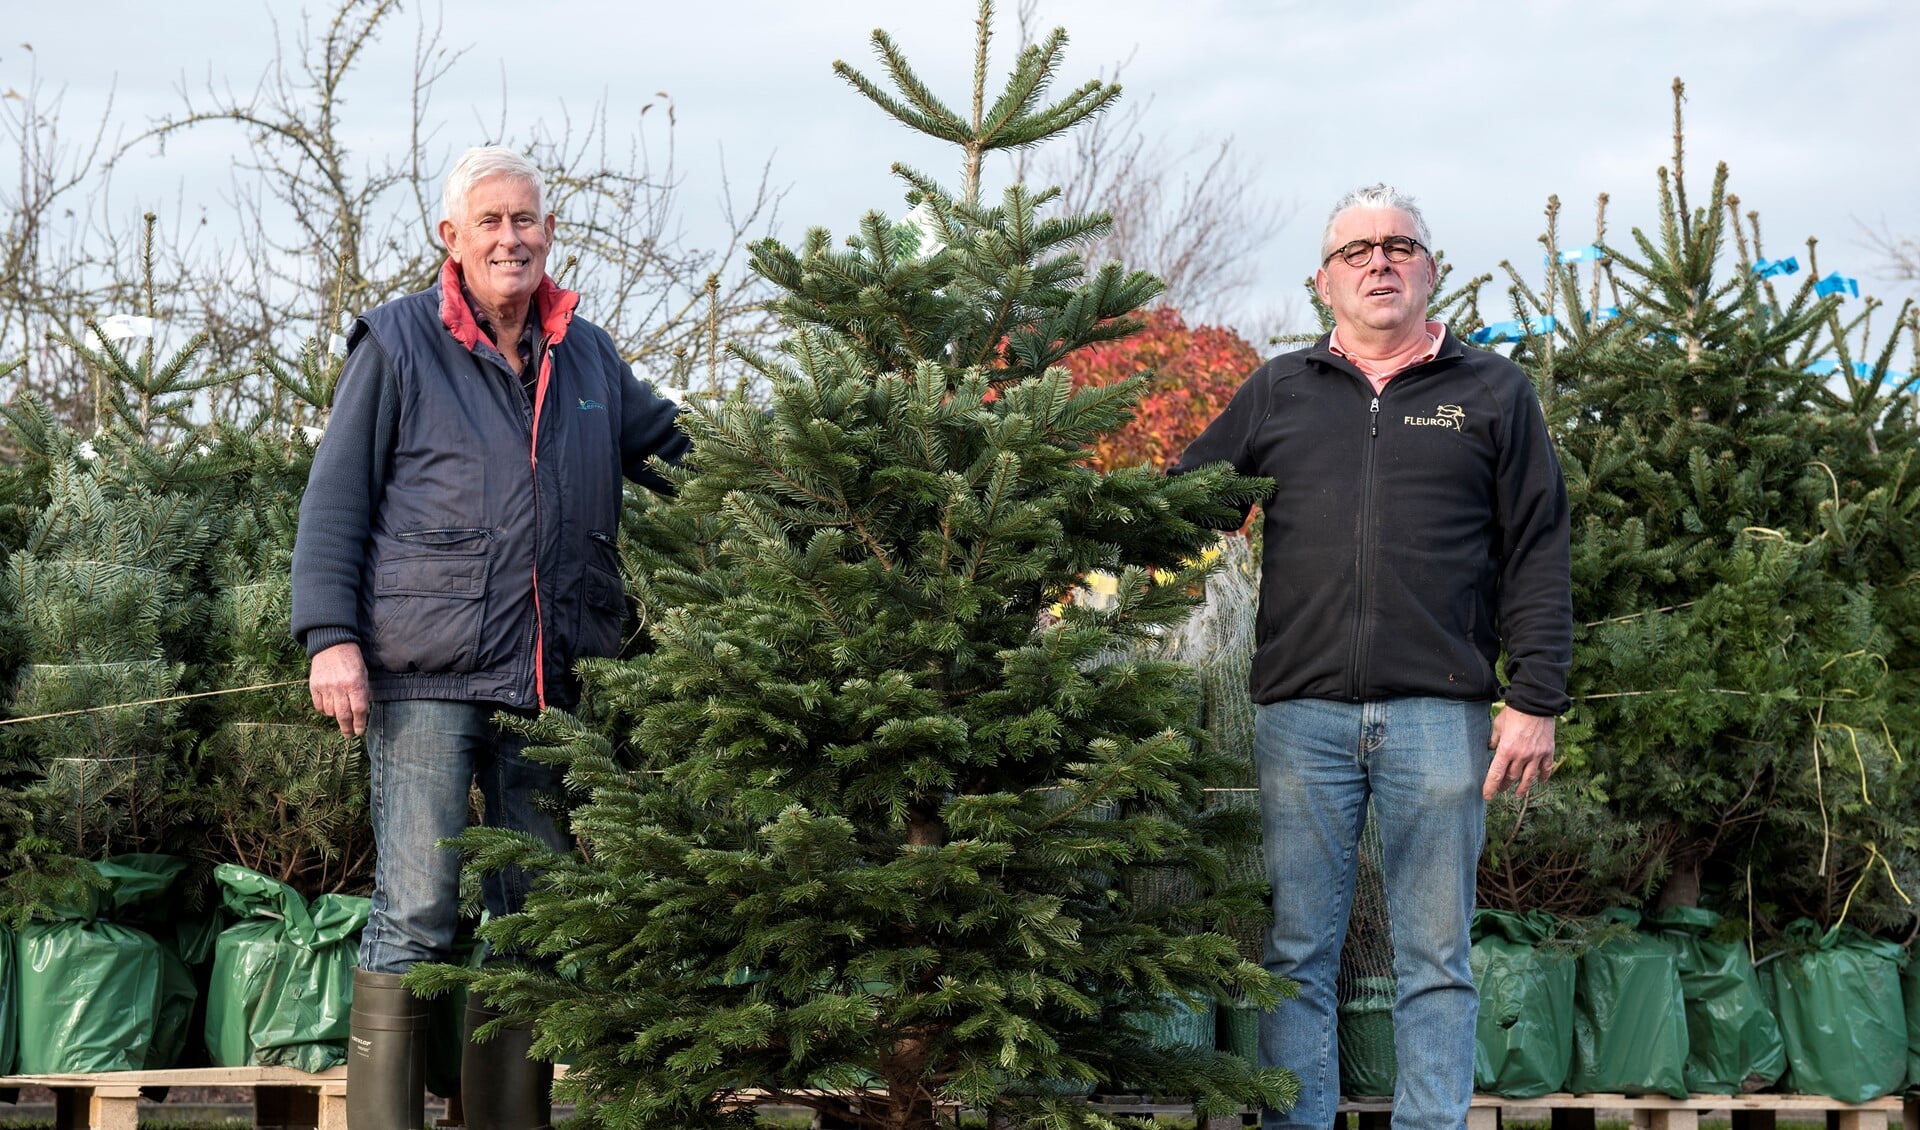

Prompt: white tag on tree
[{"left": 97, "top": 313, "right": 155, "bottom": 341}]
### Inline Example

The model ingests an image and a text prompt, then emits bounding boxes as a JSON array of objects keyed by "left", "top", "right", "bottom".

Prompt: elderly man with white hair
[
  {"left": 292, "top": 145, "right": 689, "bottom": 1129},
  {"left": 1173, "top": 184, "right": 1571, "bottom": 1130}
]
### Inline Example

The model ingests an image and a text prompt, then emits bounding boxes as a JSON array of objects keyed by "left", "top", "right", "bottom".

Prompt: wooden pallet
[
  {"left": 1344, "top": 1092, "right": 1914, "bottom": 1130},
  {"left": 3, "top": 1070, "right": 1910, "bottom": 1130},
  {"left": 0, "top": 1066, "right": 347, "bottom": 1130},
  {"left": 1085, "top": 1092, "right": 1916, "bottom": 1130}
]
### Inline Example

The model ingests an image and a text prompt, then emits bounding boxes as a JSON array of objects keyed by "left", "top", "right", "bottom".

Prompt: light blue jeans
[
  {"left": 358, "top": 699, "right": 573, "bottom": 974},
  {"left": 1254, "top": 698, "right": 1492, "bottom": 1130}
]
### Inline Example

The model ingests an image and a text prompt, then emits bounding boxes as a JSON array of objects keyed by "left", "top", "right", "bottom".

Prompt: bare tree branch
[
  {"left": 0, "top": 0, "right": 787, "bottom": 431},
  {"left": 0, "top": 54, "right": 146, "bottom": 419},
  {"left": 1040, "top": 60, "right": 1294, "bottom": 328},
  {"left": 1860, "top": 216, "right": 1920, "bottom": 283}
]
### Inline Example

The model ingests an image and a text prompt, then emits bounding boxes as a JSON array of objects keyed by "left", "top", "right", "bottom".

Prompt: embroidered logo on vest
[{"left": 1404, "top": 403, "right": 1465, "bottom": 430}]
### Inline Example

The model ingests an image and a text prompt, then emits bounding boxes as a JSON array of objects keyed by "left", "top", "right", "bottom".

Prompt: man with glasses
[{"left": 1173, "top": 184, "right": 1570, "bottom": 1130}]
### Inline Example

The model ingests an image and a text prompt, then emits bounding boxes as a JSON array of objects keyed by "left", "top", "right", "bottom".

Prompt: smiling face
[
  {"left": 1313, "top": 206, "right": 1438, "bottom": 347},
  {"left": 438, "top": 173, "right": 555, "bottom": 324}
]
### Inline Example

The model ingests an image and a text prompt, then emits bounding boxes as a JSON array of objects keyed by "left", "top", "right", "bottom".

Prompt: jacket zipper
[
  {"left": 1346, "top": 393, "right": 1381, "bottom": 699},
  {"left": 527, "top": 344, "right": 552, "bottom": 710},
  {"left": 490, "top": 338, "right": 548, "bottom": 708}
]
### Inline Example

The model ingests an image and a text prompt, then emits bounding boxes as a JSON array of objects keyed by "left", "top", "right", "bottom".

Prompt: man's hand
[
  {"left": 310, "top": 642, "right": 370, "bottom": 737},
  {"left": 1483, "top": 706, "right": 1555, "bottom": 800}
]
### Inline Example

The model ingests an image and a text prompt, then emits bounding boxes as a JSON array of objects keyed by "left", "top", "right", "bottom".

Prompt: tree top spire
[{"left": 832, "top": 0, "right": 1120, "bottom": 205}]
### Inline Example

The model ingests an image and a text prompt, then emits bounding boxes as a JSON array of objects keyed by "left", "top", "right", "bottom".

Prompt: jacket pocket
[
  {"left": 365, "top": 528, "right": 493, "bottom": 674},
  {"left": 574, "top": 530, "right": 627, "bottom": 660}
]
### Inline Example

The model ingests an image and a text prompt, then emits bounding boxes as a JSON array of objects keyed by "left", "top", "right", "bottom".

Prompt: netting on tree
[
  {"left": 1337, "top": 805, "right": 1396, "bottom": 1095},
  {"left": 1129, "top": 535, "right": 1271, "bottom": 965},
  {"left": 1152, "top": 532, "right": 1258, "bottom": 780},
  {"left": 1145, "top": 531, "right": 1398, "bottom": 1091}
]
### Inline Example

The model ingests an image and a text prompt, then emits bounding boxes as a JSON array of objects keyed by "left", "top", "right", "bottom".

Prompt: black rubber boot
[
  {"left": 347, "top": 969, "right": 427, "bottom": 1130},
  {"left": 460, "top": 997, "right": 554, "bottom": 1130}
]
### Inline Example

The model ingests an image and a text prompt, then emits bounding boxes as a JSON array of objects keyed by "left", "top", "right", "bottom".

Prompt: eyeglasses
[{"left": 1323, "top": 235, "right": 1427, "bottom": 269}]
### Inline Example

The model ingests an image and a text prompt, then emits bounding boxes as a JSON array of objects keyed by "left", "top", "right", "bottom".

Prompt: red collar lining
[{"left": 437, "top": 258, "right": 580, "bottom": 352}]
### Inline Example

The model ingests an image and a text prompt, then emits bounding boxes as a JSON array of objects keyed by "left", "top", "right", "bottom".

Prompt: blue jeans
[
  {"left": 1254, "top": 698, "right": 1492, "bottom": 1130},
  {"left": 358, "top": 699, "right": 573, "bottom": 974}
]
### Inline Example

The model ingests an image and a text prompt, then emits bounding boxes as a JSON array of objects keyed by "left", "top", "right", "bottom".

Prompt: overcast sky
[{"left": 6, "top": 0, "right": 1917, "bottom": 355}]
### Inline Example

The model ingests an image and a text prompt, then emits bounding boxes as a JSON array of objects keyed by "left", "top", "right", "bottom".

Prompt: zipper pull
[{"left": 1369, "top": 395, "right": 1380, "bottom": 437}]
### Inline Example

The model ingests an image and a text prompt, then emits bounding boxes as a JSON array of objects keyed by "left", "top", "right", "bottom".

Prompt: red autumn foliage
[{"left": 1064, "top": 305, "right": 1261, "bottom": 472}]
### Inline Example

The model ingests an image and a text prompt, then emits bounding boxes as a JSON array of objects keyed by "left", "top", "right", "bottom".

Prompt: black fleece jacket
[{"left": 1172, "top": 330, "right": 1572, "bottom": 716}]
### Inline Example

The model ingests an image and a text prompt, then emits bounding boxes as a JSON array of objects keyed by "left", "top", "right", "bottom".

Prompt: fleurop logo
[
  {"left": 1404, "top": 404, "right": 1465, "bottom": 431},
  {"left": 577, "top": 399, "right": 606, "bottom": 411}
]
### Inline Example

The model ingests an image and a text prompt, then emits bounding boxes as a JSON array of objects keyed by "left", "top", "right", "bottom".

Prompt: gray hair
[
  {"left": 1321, "top": 183, "right": 1432, "bottom": 258},
  {"left": 442, "top": 146, "right": 547, "bottom": 222}
]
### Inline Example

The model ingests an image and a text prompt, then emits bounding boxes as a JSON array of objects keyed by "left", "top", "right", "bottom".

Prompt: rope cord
[{"left": 0, "top": 679, "right": 306, "bottom": 727}]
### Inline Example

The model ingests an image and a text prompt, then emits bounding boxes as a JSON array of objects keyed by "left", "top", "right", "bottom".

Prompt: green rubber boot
[
  {"left": 461, "top": 997, "right": 553, "bottom": 1130},
  {"left": 346, "top": 969, "right": 427, "bottom": 1130}
]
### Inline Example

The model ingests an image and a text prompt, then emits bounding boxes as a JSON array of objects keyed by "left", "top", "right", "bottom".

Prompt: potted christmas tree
[{"left": 422, "top": 6, "right": 1294, "bottom": 1128}]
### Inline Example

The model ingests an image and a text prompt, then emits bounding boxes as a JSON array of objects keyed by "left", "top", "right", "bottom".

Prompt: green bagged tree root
[
  {"left": 204, "top": 864, "right": 369, "bottom": 1073},
  {"left": 0, "top": 922, "right": 14, "bottom": 1074},
  {"left": 1765, "top": 920, "right": 1906, "bottom": 1102},
  {"left": 13, "top": 855, "right": 197, "bottom": 1073},
  {"left": 1337, "top": 976, "right": 1397, "bottom": 1098},
  {"left": 1133, "top": 994, "right": 1216, "bottom": 1054},
  {"left": 1111, "top": 993, "right": 1219, "bottom": 1093},
  {"left": 1567, "top": 908, "right": 1688, "bottom": 1098},
  {"left": 1646, "top": 906, "right": 1783, "bottom": 1094},
  {"left": 1904, "top": 958, "right": 1920, "bottom": 1096},
  {"left": 1218, "top": 998, "right": 1259, "bottom": 1069},
  {"left": 1471, "top": 909, "right": 1576, "bottom": 1098}
]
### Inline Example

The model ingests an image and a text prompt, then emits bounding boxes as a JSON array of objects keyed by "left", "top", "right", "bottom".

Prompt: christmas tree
[
  {"left": 0, "top": 222, "right": 236, "bottom": 915},
  {"left": 175, "top": 335, "right": 375, "bottom": 897},
  {"left": 0, "top": 216, "right": 373, "bottom": 915},
  {"left": 1480, "top": 83, "right": 1920, "bottom": 931},
  {"left": 424, "top": 6, "right": 1292, "bottom": 1127}
]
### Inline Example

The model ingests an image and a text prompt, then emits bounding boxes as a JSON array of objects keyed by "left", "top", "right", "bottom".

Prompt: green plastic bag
[
  {"left": 0, "top": 923, "right": 15, "bottom": 1075},
  {"left": 1765, "top": 920, "right": 1906, "bottom": 1102},
  {"left": 1471, "top": 909, "right": 1576, "bottom": 1098},
  {"left": 1337, "top": 976, "right": 1397, "bottom": 1097},
  {"left": 1904, "top": 958, "right": 1920, "bottom": 1096},
  {"left": 14, "top": 855, "right": 198, "bottom": 1073},
  {"left": 1110, "top": 991, "right": 1218, "bottom": 1092},
  {"left": 205, "top": 865, "right": 370, "bottom": 1073},
  {"left": 151, "top": 937, "right": 202, "bottom": 1069},
  {"left": 92, "top": 853, "right": 189, "bottom": 916},
  {"left": 1218, "top": 1000, "right": 1259, "bottom": 1069},
  {"left": 159, "top": 908, "right": 229, "bottom": 1070},
  {"left": 1645, "top": 906, "right": 1784, "bottom": 1094},
  {"left": 171, "top": 908, "right": 228, "bottom": 967},
  {"left": 1567, "top": 908, "right": 1688, "bottom": 1098},
  {"left": 1129, "top": 992, "right": 1216, "bottom": 1052},
  {"left": 113, "top": 854, "right": 205, "bottom": 1069}
]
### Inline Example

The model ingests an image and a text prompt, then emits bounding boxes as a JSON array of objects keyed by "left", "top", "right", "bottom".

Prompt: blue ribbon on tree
[
  {"left": 1551, "top": 245, "right": 1605, "bottom": 265},
  {"left": 1470, "top": 316, "right": 1558, "bottom": 344},
  {"left": 1806, "top": 358, "right": 1911, "bottom": 384},
  {"left": 1752, "top": 256, "right": 1799, "bottom": 278},
  {"left": 1813, "top": 272, "right": 1859, "bottom": 298}
]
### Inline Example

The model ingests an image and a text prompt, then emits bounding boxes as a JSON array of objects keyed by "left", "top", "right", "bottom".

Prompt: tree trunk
[{"left": 1654, "top": 853, "right": 1702, "bottom": 911}]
